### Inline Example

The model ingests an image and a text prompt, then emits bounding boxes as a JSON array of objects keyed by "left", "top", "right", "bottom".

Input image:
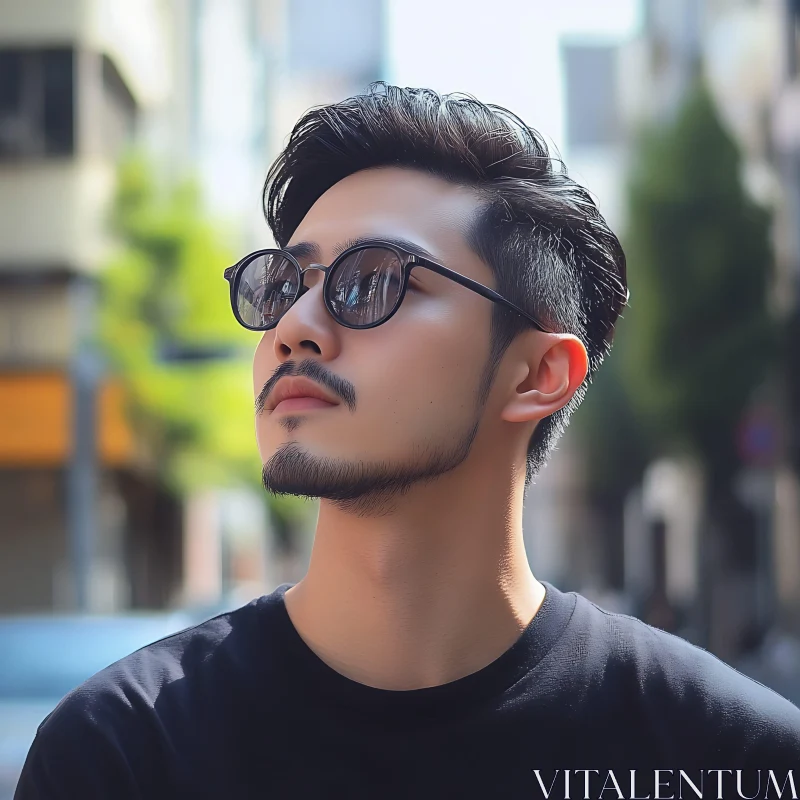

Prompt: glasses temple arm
[{"left": 415, "top": 260, "right": 551, "bottom": 333}]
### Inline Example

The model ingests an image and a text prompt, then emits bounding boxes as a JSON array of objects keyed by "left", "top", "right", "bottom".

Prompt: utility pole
[
  {"left": 66, "top": 276, "right": 100, "bottom": 612},
  {"left": 773, "top": 0, "right": 800, "bottom": 634}
]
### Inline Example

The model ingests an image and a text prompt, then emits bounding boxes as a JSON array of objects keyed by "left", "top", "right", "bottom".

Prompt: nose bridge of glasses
[{"left": 298, "top": 262, "right": 328, "bottom": 291}]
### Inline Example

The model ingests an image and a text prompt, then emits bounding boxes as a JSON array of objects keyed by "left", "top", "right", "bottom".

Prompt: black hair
[{"left": 263, "top": 83, "right": 628, "bottom": 486}]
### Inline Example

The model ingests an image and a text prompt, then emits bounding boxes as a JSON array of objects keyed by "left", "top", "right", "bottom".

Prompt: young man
[{"left": 16, "top": 84, "right": 800, "bottom": 799}]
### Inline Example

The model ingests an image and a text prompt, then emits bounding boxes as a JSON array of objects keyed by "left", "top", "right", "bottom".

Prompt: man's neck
[{"left": 282, "top": 473, "right": 545, "bottom": 691}]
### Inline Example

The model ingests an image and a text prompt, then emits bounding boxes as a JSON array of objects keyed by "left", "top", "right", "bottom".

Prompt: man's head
[{"left": 251, "top": 83, "right": 627, "bottom": 512}]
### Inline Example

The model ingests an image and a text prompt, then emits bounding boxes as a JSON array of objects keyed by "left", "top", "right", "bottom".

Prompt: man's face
[{"left": 254, "top": 167, "right": 502, "bottom": 513}]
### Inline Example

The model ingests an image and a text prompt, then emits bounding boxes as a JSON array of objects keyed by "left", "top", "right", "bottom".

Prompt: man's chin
[
  {"left": 262, "top": 458, "right": 420, "bottom": 517},
  {"left": 259, "top": 430, "right": 478, "bottom": 518},
  {"left": 261, "top": 441, "right": 364, "bottom": 501},
  {"left": 261, "top": 442, "right": 390, "bottom": 501}
]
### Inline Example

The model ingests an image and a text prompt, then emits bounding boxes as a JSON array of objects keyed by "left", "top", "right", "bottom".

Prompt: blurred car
[{"left": 0, "top": 611, "right": 193, "bottom": 799}]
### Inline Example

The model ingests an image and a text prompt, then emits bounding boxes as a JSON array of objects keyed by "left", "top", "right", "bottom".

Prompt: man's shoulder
[
  {"left": 38, "top": 593, "right": 273, "bottom": 736},
  {"left": 16, "top": 594, "right": 284, "bottom": 797},
  {"left": 569, "top": 591, "right": 800, "bottom": 753}
]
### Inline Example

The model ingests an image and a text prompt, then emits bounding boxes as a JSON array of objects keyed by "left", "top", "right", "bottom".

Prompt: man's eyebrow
[
  {"left": 283, "top": 241, "right": 320, "bottom": 261},
  {"left": 285, "top": 236, "right": 442, "bottom": 265}
]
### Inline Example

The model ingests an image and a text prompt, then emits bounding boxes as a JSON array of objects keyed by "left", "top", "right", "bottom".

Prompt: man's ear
[{"left": 500, "top": 334, "right": 588, "bottom": 424}]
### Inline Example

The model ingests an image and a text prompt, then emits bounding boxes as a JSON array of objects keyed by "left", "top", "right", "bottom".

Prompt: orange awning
[{"left": 0, "top": 372, "right": 134, "bottom": 466}]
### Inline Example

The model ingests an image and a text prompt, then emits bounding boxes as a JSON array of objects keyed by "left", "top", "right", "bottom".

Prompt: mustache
[{"left": 256, "top": 359, "right": 357, "bottom": 415}]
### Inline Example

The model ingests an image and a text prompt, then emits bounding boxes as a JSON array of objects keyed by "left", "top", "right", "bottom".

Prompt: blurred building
[
  {"left": 702, "top": 0, "right": 800, "bottom": 693},
  {"left": 0, "top": 0, "right": 388, "bottom": 615},
  {"left": 153, "top": 0, "right": 386, "bottom": 599},
  {"left": 523, "top": 0, "right": 800, "bottom": 667},
  {"left": 0, "top": 0, "right": 182, "bottom": 613},
  {"left": 542, "top": 20, "right": 637, "bottom": 609},
  {"left": 151, "top": 0, "right": 383, "bottom": 250},
  {"left": 604, "top": 0, "right": 800, "bottom": 665}
]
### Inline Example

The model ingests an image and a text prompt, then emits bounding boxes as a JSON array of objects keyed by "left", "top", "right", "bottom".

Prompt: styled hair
[{"left": 263, "top": 83, "right": 628, "bottom": 485}]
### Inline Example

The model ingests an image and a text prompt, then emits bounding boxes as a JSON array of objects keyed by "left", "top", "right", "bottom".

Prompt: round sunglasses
[{"left": 223, "top": 239, "right": 552, "bottom": 332}]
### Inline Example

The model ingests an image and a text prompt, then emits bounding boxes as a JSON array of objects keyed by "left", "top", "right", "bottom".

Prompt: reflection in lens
[
  {"left": 328, "top": 248, "right": 403, "bottom": 326},
  {"left": 236, "top": 253, "right": 298, "bottom": 328}
]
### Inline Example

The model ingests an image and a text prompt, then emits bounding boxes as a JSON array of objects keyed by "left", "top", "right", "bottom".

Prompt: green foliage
[
  {"left": 621, "top": 78, "right": 775, "bottom": 476},
  {"left": 98, "top": 153, "right": 261, "bottom": 492}
]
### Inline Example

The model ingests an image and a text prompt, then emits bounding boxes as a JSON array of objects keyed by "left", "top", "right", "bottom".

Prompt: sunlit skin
[{"left": 253, "top": 166, "right": 589, "bottom": 690}]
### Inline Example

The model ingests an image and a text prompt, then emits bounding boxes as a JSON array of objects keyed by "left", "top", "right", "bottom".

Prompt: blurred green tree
[
  {"left": 98, "top": 152, "right": 257, "bottom": 491},
  {"left": 620, "top": 78, "right": 776, "bottom": 571},
  {"left": 98, "top": 150, "right": 313, "bottom": 553}
]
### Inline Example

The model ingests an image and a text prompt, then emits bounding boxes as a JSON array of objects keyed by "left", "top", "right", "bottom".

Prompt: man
[{"left": 16, "top": 84, "right": 800, "bottom": 799}]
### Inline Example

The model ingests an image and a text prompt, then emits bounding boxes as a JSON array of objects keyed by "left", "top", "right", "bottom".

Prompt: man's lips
[
  {"left": 272, "top": 397, "right": 338, "bottom": 413},
  {"left": 265, "top": 375, "right": 342, "bottom": 412}
]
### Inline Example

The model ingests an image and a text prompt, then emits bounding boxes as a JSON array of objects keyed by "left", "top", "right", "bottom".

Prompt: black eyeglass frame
[{"left": 223, "top": 239, "right": 553, "bottom": 333}]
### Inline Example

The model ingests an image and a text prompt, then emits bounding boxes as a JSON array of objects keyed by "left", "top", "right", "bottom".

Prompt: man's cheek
[{"left": 253, "top": 358, "right": 274, "bottom": 396}]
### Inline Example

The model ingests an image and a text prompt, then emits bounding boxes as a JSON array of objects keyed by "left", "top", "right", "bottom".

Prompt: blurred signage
[
  {"left": 0, "top": 372, "right": 133, "bottom": 466},
  {"left": 737, "top": 403, "right": 778, "bottom": 467}
]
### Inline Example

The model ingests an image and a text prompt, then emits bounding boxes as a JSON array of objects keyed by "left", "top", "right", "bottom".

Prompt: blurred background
[{"left": 1, "top": 0, "right": 800, "bottom": 787}]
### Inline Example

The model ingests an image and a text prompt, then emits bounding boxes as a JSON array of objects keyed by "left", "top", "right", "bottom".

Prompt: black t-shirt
[{"left": 14, "top": 581, "right": 800, "bottom": 799}]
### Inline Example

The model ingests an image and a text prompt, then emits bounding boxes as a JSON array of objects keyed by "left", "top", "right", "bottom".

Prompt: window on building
[
  {"left": 0, "top": 277, "right": 72, "bottom": 365},
  {"left": 562, "top": 42, "right": 620, "bottom": 149},
  {"left": 0, "top": 47, "right": 75, "bottom": 158},
  {"left": 287, "top": 0, "right": 384, "bottom": 86}
]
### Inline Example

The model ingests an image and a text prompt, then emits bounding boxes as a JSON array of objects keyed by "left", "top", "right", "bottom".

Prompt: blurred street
[{"left": 1, "top": 0, "right": 800, "bottom": 790}]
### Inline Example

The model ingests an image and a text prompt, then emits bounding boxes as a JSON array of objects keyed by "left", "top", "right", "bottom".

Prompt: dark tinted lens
[
  {"left": 328, "top": 247, "right": 404, "bottom": 327},
  {"left": 235, "top": 252, "right": 298, "bottom": 329}
]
